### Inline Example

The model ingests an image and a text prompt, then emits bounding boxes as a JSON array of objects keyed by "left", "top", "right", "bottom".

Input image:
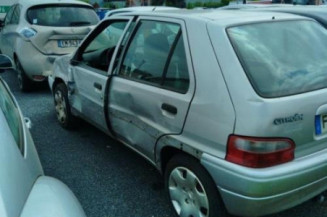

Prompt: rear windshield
[
  {"left": 27, "top": 5, "right": 99, "bottom": 27},
  {"left": 228, "top": 20, "right": 327, "bottom": 98}
]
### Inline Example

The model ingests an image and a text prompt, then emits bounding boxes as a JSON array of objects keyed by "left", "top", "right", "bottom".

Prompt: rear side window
[
  {"left": 27, "top": 5, "right": 99, "bottom": 27},
  {"left": 228, "top": 20, "right": 327, "bottom": 98},
  {"left": 0, "top": 80, "right": 24, "bottom": 154},
  {"left": 119, "top": 20, "right": 190, "bottom": 93}
]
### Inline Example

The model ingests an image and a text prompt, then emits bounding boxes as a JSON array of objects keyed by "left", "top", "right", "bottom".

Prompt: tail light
[
  {"left": 226, "top": 135, "right": 295, "bottom": 168},
  {"left": 32, "top": 75, "right": 46, "bottom": 81}
]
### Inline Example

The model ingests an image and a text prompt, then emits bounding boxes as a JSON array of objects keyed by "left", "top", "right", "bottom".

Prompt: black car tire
[{"left": 16, "top": 59, "right": 32, "bottom": 92}]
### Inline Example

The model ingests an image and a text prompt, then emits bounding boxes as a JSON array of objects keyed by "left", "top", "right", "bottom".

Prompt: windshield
[
  {"left": 27, "top": 5, "right": 99, "bottom": 27},
  {"left": 228, "top": 20, "right": 327, "bottom": 98}
]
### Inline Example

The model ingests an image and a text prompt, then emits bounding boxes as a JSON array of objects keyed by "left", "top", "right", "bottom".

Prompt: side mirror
[
  {"left": 0, "top": 54, "right": 14, "bottom": 72},
  {"left": 24, "top": 117, "right": 32, "bottom": 129}
]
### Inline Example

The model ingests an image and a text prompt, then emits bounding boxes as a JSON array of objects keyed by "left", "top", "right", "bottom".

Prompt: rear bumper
[
  {"left": 48, "top": 75, "right": 55, "bottom": 93},
  {"left": 16, "top": 41, "right": 61, "bottom": 81},
  {"left": 201, "top": 149, "right": 327, "bottom": 216}
]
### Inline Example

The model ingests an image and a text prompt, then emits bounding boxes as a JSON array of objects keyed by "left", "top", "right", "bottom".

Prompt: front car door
[
  {"left": 68, "top": 18, "right": 132, "bottom": 132},
  {"left": 108, "top": 17, "right": 195, "bottom": 161}
]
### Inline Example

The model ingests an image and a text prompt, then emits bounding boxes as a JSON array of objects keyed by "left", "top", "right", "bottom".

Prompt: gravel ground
[{"left": 2, "top": 69, "right": 327, "bottom": 217}]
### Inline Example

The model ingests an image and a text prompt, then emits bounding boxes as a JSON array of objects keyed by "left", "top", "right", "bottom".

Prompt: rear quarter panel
[
  {"left": 207, "top": 20, "right": 327, "bottom": 158},
  {"left": 175, "top": 18, "right": 235, "bottom": 159}
]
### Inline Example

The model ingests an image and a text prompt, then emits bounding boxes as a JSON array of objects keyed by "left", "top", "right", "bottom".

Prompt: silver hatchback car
[
  {"left": 0, "top": 0, "right": 99, "bottom": 91},
  {"left": 49, "top": 10, "right": 327, "bottom": 217}
]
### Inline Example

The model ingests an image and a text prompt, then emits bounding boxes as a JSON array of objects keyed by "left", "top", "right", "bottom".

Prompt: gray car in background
[
  {"left": 49, "top": 9, "right": 327, "bottom": 217},
  {"left": 0, "top": 0, "right": 99, "bottom": 91},
  {"left": 0, "top": 54, "right": 86, "bottom": 217}
]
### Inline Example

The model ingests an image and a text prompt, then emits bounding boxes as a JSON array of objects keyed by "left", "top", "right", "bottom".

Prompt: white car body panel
[
  {"left": 0, "top": 56, "right": 86, "bottom": 217},
  {"left": 20, "top": 176, "right": 86, "bottom": 217}
]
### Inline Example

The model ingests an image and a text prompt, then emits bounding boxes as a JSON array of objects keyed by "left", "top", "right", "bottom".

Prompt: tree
[
  {"left": 77, "top": 0, "right": 90, "bottom": 3},
  {"left": 165, "top": 0, "right": 186, "bottom": 7}
]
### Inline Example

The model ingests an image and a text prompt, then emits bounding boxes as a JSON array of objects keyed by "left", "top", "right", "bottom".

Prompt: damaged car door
[
  {"left": 67, "top": 18, "right": 130, "bottom": 132},
  {"left": 108, "top": 18, "right": 195, "bottom": 161}
]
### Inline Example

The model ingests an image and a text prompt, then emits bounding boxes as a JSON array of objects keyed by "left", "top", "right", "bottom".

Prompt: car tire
[
  {"left": 15, "top": 59, "right": 32, "bottom": 92},
  {"left": 53, "top": 83, "right": 76, "bottom": 129},
  {"left": 165, "top": 154, "right": 229, "bottom": 217}
]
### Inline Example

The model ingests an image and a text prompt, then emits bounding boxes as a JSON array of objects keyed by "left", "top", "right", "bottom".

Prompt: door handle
[
  {"left": 94, "top": 82, "right": 102, "bottom": 91},
  {"left": 161, "top": 103, "right": 177, "bottom": 115}
]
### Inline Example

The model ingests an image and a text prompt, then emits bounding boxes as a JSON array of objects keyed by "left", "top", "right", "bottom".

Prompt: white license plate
[
  {"left": 58, "top": 40, "right": 80, "bottom": 48},
  {"left": 315, "top": 114, "right": 327, "bottom": 135}
]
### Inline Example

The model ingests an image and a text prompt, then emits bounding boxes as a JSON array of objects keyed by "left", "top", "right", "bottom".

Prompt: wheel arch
[
  {"left": 160, "top": 146, "right": 184, "bottom": 174},
  {"left": 13, "top": 52, "right": 18, "bottom": 62},
  {"left": 52, "top": 77, "right": 66, "bottom": 91},
  {"left": 158, "top": 141, "right": 203, "bottom": 175}
]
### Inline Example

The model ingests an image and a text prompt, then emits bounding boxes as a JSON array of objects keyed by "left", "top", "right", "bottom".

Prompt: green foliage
[
  {"left": 77, "top": 0, "right": 90, "bottom": 3},
  {"left": 186, "top": 0, "right": 229, "bottom": 9},
  {"left": 103, "top": 2, "right": 117, "bottom": 9},
  {"left": 165, "top": 0, "right": 187, "bottom": 7},
  {"left": 152, "top": 0, "right": 165, "bottom": 5}
]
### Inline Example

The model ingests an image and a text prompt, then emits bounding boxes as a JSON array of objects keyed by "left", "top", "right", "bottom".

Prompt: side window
[
  {"left": 164, "top": 35, "right": 190, "bottom": 93},
  {"left": 10, "top": 5, "right": 20, "bottom": 25},
  {"left": 79, "top": 21, "right": 128, "bottom": 72},
  {"left": 119, "top": 20, "right": 190, "bottom": 93},
  {"left": 0, "top": 80, "right": 24, "bottom": 154},
  {"left": 4, "top": 5, "right": 15, "bottom": 25},
  {"left": 112, "top": 22, "right": 136, "bottom": 71}
]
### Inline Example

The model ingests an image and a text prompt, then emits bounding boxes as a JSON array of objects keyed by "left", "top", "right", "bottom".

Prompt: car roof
[
  {"left": 221, "top": 5, "right": 327, "bottom": 27},
  {"left": 106, "top": 6, "right": 180, "bottom": 17},
  {"left": 16, "top": 0, "right": 92, "bottom": 7},
  {"left": 220, "top": 3, "right": 292, "bottom": 9},
  {"left": 113, "top": 9, "right": 312, "bottom": 27}
]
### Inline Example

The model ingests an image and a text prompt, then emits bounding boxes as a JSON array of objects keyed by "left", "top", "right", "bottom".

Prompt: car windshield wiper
[{"left": 69, "top": 21, "right": 91, "bottom": 26}]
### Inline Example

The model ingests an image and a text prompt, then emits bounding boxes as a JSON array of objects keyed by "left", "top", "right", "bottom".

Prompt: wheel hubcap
[
  {"left": 54, "top": 90, "right": 67, "bottom": 123},
  {"left": 169, "top": 167, "right": 209, "bottom": 217}
]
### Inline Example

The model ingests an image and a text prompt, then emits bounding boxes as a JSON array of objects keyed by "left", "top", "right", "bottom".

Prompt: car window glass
[
  {"left": 10, "top": 5, "right": 20, "bottom": 25},
  {"left": 0, "top": 80, "right": 24, "bottom": 154},
  {"left": 27, "top": 5, "right": 99, "bottom": 27},
  {"left": 111, "top": 21, "right": 136, "bottom": 72},
  {"left": 4, "top": 5, "right": 15, "bottom": 25},
  {"left": 228, "top": 20, "right": 327, "bottom": 98},
  {"left": 81, "top": 21, "right": 128, "bottom": 71},
  {"left": 119, "top": 20, "right": 180, "bottom": 87},
  {"left": 164, "top": 35, "right": 190, "bottom": 93}
]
